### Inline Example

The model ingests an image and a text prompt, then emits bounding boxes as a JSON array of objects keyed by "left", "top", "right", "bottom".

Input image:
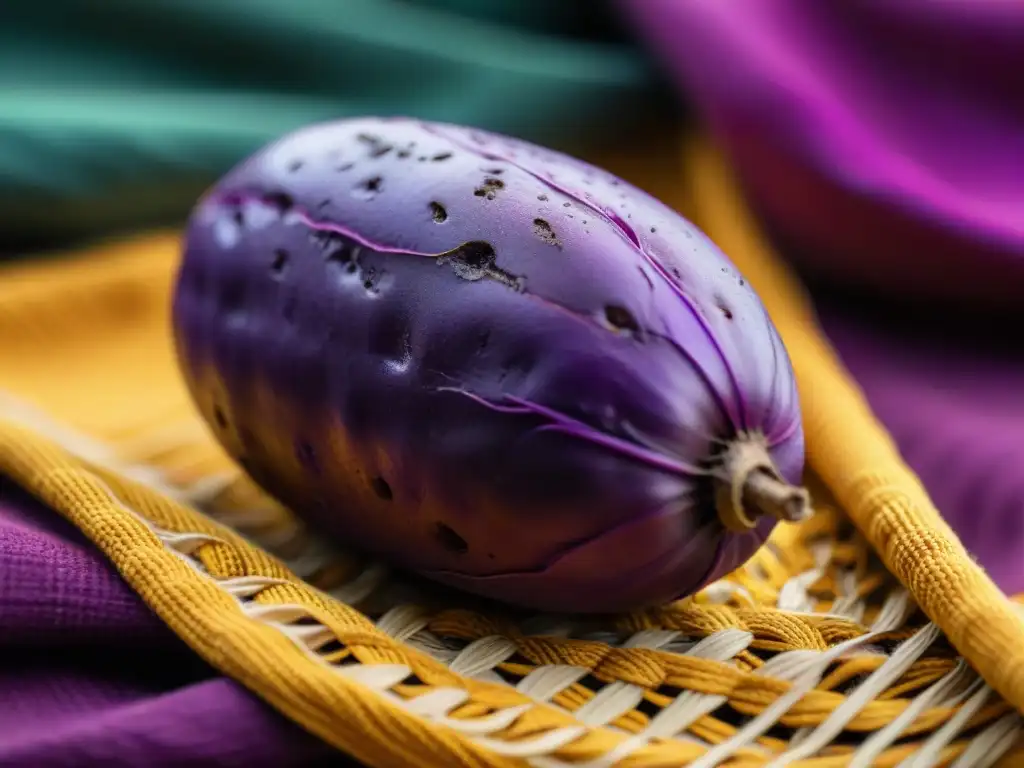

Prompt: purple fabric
[
  {"left": 819, "top": 311, "right": 1024, "bottom": 596},
  {"left": 619, "top": 0, "right": 1024, "bottom": 594},
  {"left": 0, "top": 480, "right": 344, "bottom": 766},
  {"left": 619, "top": 0, "right": 1024, "bottom": 308}
]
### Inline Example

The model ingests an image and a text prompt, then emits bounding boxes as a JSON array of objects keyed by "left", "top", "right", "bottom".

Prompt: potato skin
[{"left": 172, "top": 117, "right": 804, "bottom": 613}]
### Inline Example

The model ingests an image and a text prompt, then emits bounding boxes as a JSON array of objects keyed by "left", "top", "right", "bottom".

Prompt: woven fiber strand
[{"left": 0, "top": 135, "right": 1022, "bottom": 766}]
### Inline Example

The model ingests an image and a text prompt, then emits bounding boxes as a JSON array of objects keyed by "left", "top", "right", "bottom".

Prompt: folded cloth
[
  {"left": 619, "top": 0, "right": 1024, "bottom": 309},
  {"left": 0, "top": 480, "right": 342, "bottom": 767}
]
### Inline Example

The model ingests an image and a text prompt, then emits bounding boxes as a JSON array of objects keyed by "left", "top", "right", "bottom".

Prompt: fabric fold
[{"left": 618, "top": 0, "right": 1024, "bottom": 309}]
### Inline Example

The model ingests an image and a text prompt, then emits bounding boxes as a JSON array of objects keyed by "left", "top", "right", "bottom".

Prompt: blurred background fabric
[
  {"left": 619, "top": 0, "right": 1024, "bottom": 311},
  {"left": 1, "top": 0, "right": 668, "bottom": 249}
]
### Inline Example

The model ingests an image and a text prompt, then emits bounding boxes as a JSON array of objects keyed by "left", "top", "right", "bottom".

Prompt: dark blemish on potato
[
  {"left": 429, "top": 201, "right": 448, "bottom": 223},
  {"left": 357, "top": 133, "right": 393, "bottom": 158},
  {"left": 265, "top": 192, "right": 294, "bottom": 211},
  {"left": 288, "top": 160, "right": 303, "bottom": 173},
  {"left": 484, "top": 168, "right": 504, "bottom": 175},
  {"left": 532, "top": 218, "right": 561, "bottom": 248},
  {"left": 473, "top": 177, "right": 504, "bottom": 200},
  {"left": 271, "top": 248, "right": 289, "bottom": 277},
  {"left": 232, "top": 208, "right": 244, "bottom": 226},
  {"left": 562, "top": 202, "right": 571, "bottom": 208},
  {"left": 718, "top": 302, "right": 734, "bottom": 320},
  {"left": 363, "top": 267, "right": 384, "bottom": 294},
  {"left": 312, "top": 232, "right": 352, "bottom": 268},
  {"left": 355, "top": 176, "right": 383, "bottom": 198},
  {"left": 672, "top": 267, "right": 683, "bottom": 280},
  {"left": 318, "top": 199, "right": 331, "bottom": 210},
  {"left": 434, "top": 523, "right": 469, "bottom": 554},
  {"left": 445, "top": 242, "right": 494, "bottom": 273},
  {"left": 604, "top": 305, "right": 640, "bottom": 336},
  {"left": 739, "top": 279, "right": 745, "bottom": 287},
  {"left": 324, "top": 243, "right": 353, "bottom": 269},
  {"left": 371, "top": 476, "right": 393, "bottom": 501},
  {"left": 327, "top": 243, "right": 361, "bottom": 275},
  {"left": 213, "top": 406, "right": 228, "bottom": 430},
  {"left": 336, "top": 162, "right": 354, "bottom": 172},
  {"left": 432, "top": 152, "right": 453, "bottom": 162},
  {"left": 397, "top": 149, "right": 411, "bottom": 159},
  {"left": 438, "top": 241, "right": 521, "bottom": 288},
  {"left": 537, "top": 194, "right": 548, "bottom": 202}
]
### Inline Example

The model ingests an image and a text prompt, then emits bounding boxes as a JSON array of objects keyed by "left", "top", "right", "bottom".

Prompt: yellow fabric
[{"left": 0, "top": 133, "right": 1021, "bottom": 766}]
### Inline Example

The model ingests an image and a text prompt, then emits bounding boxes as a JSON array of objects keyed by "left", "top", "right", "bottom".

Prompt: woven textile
[{"left": 0, "top": 135, "right": 1022, "bottom": 766}]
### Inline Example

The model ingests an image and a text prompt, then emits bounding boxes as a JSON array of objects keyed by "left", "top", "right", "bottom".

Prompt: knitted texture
[{"left": 0, "top": 135, "right": 1021, "bottom": 766}]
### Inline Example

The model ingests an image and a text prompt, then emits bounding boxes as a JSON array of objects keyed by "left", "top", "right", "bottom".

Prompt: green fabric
[{"left": 0, "top": 0, "right": 657, "bottom": 244}]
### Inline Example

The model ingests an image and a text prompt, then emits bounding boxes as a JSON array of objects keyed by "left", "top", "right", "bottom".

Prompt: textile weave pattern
[{"left": 0, "top": 137, "right": 1021, "bottom": 767}]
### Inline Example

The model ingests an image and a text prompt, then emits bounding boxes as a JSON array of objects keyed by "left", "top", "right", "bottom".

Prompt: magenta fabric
[
  {"left": 619, "top": 0, "right": 1024, "bottom": 308},
  {"left": 0, "top": 480, "right": 346, "bottom": 767},
  {"left": 819, "top": 311, "right": 1024, "bottom": 596},
  {"left": 619, "top": 0, "right": 1024, "bottom": 595}
]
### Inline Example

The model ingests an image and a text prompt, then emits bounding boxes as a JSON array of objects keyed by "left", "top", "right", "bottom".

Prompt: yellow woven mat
[{"left": 0, "top": 134, "right": 1022, "bottom": 767}]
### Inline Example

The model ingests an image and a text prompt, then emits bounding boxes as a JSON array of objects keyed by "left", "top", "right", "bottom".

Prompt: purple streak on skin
[
  {"left": 208, "top": 191, "right": 735, "bottom": 431},
  {"left": 418, "top": 121, "right": 751, "bottom": 430},
  {"left": 765, "top": 412, "right": 802, "bottom": 449},
  {"left": 214, "top": 191, "right": 439, "bottom": 257},
  {"left": 437, "top": 387, "right": 709, "bottom": 479}
]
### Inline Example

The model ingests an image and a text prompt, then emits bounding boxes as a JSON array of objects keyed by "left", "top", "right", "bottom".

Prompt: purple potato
[{"left": 172, "top": 117, "right": 808, "bottom": 613}]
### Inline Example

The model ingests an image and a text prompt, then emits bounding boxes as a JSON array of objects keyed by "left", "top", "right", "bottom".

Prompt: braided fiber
[{"left": 0, "top": 133, "right": 1021, "bottom": 766}]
